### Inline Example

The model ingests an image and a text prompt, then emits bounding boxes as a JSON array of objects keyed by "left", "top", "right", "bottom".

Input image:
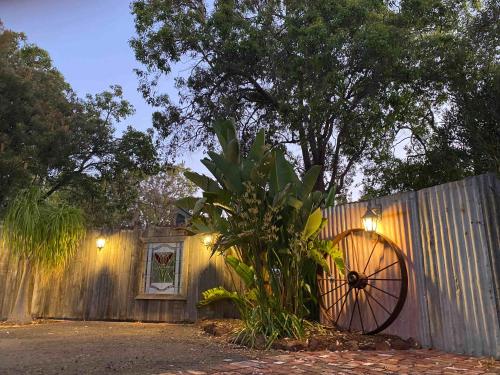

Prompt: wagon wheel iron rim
[{"left": 317, "top": 228, "right": 408, "bottom": 335}]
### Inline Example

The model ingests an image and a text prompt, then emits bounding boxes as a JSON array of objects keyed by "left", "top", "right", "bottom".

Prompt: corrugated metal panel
[
  {"left": 476, "top": 174, "right": 500, "bottom": 331},
  {"left": 418, "top": 175, "right": 500, "bottom": 358},
  {"left": 322, "top": 173, "right": 500, "bottom": 358},
  {"left": 322, "top": 191, "right": 432, "bottom": 347}
]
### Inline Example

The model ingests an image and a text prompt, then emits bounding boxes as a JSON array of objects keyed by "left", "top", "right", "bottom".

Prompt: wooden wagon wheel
[{"left": 317, "top": 228, "right": 408, "bottom": 334}]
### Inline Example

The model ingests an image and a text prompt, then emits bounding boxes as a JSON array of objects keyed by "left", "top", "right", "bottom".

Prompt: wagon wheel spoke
[
  {"left": 363, "top": 289, "right": 379, "bottom": 328},
  {"left": 366, "top": 260, "right": 399, "bottom": 278},
  {"left": 357, "top": 290, "right": 365, "bottom": 333},
  {"left": 367, "top": 283, "right": 399, "bottom": 299},
  {"left": 367, "top": 278, "right": 402, "bottom": 281},
  {"left": 334, "top": 288, "right": 352, "bottom": 325},
  {"left": 363, "top": 288, "right": 392, "bottom": 316},
  {"left": 363, "top": 237, "right": 379, "bottom": 273},
  {"left": 318, "top": 278, "right": 346, "bottom": 282},
  {"left": 348, "top": 289, "right": 359, "bottom": 331},
  {"left": 320, "top": 281, "right": 347, "bottom": 297},
  {"left": 328, "top": 287, "right": 351, "bottom": 312}
]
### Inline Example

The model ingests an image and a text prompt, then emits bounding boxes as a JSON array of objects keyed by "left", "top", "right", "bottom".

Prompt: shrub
[{"left": 178, "top": 119, "right": 343, "bottom": 347}]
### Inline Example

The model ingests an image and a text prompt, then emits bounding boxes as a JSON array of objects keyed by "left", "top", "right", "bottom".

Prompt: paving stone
[{"left": 191, "top": 349, "right": 500, "bottom": 374}]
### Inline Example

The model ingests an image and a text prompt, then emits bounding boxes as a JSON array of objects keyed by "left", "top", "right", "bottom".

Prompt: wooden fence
[
  {"left": 1, "top": 174, "right": 498, "bottom": 357},
  {"left": 0, "top": 227, "right": 238, "bottom": 322},
  {"left": 321, "top": 173, "right": 500, "bottom": 358}
]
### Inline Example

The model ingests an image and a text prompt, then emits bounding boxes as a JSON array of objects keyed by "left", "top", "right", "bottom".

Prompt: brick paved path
[{"left": 163, "top": 350, "right": 500, "bottom": 374}]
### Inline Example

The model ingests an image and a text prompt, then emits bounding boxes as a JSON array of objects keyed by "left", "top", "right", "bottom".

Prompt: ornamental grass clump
[
  {"left": 3, "top": 187, "right": 85, "bottom": 322},
  {"left": 178, "top": 119, "right": 343, "bottom": 347}
]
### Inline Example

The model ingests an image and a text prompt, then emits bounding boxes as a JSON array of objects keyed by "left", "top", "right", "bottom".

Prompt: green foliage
[
  {"left": 362, "top": 0, "right": 499, "bottom": 196},
  {"left": 3, "top": 187, "right": 85, "bottom": 268},
  {"left": 129, "top": 0, "right": 447, "bottom": 194},
  {"left": 132, "top": 1, "right": 497, "bottom": 197},
  {"left": 184, "top": 119, "right": 343, "bottom": 346},
  {"left": 0, "top": 24, "right": 160, "bottom": 227},
  {"left": 197, "top": 258, "right": 304, "bottom": 348},
  {"left": 134, "top": 165, "right": 198, "bottom": 227}
]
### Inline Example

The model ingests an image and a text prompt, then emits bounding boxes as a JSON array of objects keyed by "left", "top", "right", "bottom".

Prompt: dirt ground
[
  {"left": 0, "top": 320, "right": 267, "bottom": 374},
  {"left": 1, "top": 320, "right": 498, "bottom": 375}
]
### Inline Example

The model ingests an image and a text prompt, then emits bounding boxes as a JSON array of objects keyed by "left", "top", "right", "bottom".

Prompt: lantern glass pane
[
  {"left": 362, "top": 216, "right": 378, "bottom": 232},
  {"left": 96, "top": 238, "right": 106, "bottom": 249}
]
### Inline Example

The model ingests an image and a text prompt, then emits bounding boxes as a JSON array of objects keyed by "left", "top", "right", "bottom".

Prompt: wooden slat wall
[{"left": 0, "top": 228, "right": 238, "bottom": 322}]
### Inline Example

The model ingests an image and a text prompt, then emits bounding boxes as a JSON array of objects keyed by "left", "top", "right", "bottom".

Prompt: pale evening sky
[{"left": 0, "top": 0, "right": 207, "bottom": 173}]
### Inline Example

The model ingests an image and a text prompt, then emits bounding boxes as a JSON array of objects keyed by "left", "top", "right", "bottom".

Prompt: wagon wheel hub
[{"left": 347, "top": 271, "right": 368, "bottom": 289}]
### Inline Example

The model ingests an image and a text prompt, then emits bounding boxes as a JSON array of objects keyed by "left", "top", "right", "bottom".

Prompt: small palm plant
[
  {"left": 178, "top": 119, "right": 343, "bottom": 347},
  {"left": 3, "top": 187, "right": 85, "bottom": 323}
]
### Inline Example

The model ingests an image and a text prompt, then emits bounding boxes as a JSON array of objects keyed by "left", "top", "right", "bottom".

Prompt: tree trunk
[{"left": 8, "top": 259, "right": 33, "bottom": 323}]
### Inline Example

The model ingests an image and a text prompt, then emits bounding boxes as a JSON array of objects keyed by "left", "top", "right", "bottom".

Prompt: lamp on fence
[
  {"left": 96, "top": 237, "right": 106, "bottom": 250},
  {"left": 202, "top": 234, "right": 214, "bottom": 247},
  {"left": 362, "top": 204, "right": 381, "bottom": 232}
]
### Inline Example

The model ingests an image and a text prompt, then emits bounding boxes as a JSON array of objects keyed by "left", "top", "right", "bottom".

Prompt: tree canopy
[
  {"left": 0, "top": 24, "right": 165, "bottom": 227},
  {"left": 131, "top": 0, "right": 498, "bottom": 196},
  {"left": 362, "top": 1, "right": 499, "bottom": 196}
]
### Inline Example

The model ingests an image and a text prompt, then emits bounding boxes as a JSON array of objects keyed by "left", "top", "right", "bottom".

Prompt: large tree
[
  {"left": 130, "top": 0, "right": 483, "bottom": 194},
  {"left": 0, "top": 24, "right": 161, "bottom": 226},
  {"left": 361, "top": 0, "right": 499, "bottom": 196}
]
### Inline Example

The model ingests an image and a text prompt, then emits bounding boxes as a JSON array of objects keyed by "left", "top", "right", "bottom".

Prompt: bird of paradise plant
[{"left": 178, "top": 119, "right": 343, "bottom": 347}]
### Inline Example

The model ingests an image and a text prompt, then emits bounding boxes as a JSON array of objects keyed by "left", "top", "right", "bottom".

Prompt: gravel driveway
[
  {"left": 0, "top": 320, "right": 263, "bottom": 374},
  {"left": 1, "top": 320, "right": 498, "bottom": 374}
]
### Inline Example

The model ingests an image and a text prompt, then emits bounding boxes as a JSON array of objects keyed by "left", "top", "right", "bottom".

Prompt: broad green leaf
[
  {"left": 300, "top": 165, "right": 321, "bottom": 198},
  {"left": 270, "top": 150, "right": 300, "bottom": 196},
  {"left": 191, "top": 218, "right": 212, "bottom": 233},
  {"left": 302, "top": 208, "right": 323, "bottom": 240},
  {"left": 272, "top": 183, "right": 292, "bottom": 207},
  {"left": 325, "top": 186, "right": 336, "bottom": 208},
  {"left": 309, "top": 248, "right": 330, "bottom": 274},
  {"left": 213, "top": 118, "right": 237, "bottom": 153},
  {"left": 324, "top": 242, "right": 345, "bottom": 275},
  {"left": 197, "top": 287, "right": 244, "bottom": 307},
  {"left": 192, "top": 197, "right": 207, "bottom": 215},
  {"left": 202, "top": 191, "right": 234, "bottom": 213},
  {"left": 208, "top": 152, "right": 243, "bottom": 193},
  {"left": 201, "top": 158, "right": 225, "bottom": 186},
  {"left": 225, "top": 255, "right": 255, "bottom": 288},
  {"left": 287, "top": 196, "right": 303, "bottom": 209},
  {"left": 226, "top": 138, "right": 240, "bottom": 164},
  {"left": 248, "top": 129, "right": 265, "bottom": 161},
  {"left": 184, "top": 171, "right": 219, "bottom": 192},
  {"left": 175, "top": 196, "right": 198, "bottom": 211}
]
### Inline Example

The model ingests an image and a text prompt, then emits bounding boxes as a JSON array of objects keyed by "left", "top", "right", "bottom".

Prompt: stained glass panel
[{"left": 145, "top": 242, "right": 183, "bottom": 294}]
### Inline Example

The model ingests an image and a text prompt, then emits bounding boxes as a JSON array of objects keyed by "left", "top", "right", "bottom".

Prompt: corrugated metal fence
[{"left": 321, "top": 173, "right": 500, "bottom": 358}]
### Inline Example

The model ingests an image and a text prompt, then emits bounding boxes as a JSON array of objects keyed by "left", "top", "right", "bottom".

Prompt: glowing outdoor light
[
  {"left": 362, "top": 205, "right": 381, "bottom": 232},
  {"left": 96, "top": 237, "right": 106, "bottom": 250},
  {"left": 202, "top": 234, "right": 214, "bottom": 247}
]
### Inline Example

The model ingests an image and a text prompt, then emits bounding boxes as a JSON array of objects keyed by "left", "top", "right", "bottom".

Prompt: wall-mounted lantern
[
  {"left": 362, "top": 205, "right": 381, "bottom": 232},
  {"left": 202, "top": 234, "right": 214, "bottom": 247},
  {"left": 96, "top": 237, "right": 106, "bottom": 250}
]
